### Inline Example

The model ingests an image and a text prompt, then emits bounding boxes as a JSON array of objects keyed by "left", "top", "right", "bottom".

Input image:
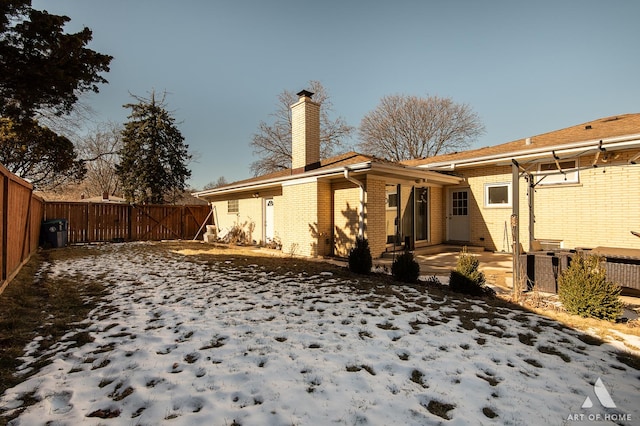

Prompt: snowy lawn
[{"left": 1, "top": 242, "right": 639, "bottom": 425}]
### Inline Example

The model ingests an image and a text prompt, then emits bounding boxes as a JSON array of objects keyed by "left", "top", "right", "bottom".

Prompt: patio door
[
  {"left": 385, "top": 185, "right": 430, "bottom": 248},
  {"left": 385, "top": 184, "right": 400, "bottom": 244},
  {"left": 415, "top": 187, "right": 429, "bottom": 242},
  {"left": 265, "top": 198, "right": 274, "bottom": 242},
  {"left": 448, "top": 189, "right": 470, "bottom": 242}
]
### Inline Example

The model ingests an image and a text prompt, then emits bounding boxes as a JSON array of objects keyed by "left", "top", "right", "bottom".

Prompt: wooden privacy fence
[
  {"left": 1, "top": 164, "right": 44, "bottom": 293},
  {"left": 43, "top": 202, "right": 213, "bottom": 244}
]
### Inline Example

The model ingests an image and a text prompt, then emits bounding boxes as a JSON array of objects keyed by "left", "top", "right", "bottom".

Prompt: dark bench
[
  {"left": 590, "top": 247, "right": 640, "bottom": 291},
  {"left": 520, "top": 247, "right": 640, "bottom": 293}
]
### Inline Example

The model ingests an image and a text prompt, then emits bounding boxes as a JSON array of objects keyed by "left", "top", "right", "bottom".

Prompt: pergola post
[
  {"left": 512, "top": 160, "right": 521, "bottom": 299},
  {"left": 528, "top": 176, "right": 535, "bottom": 252}
]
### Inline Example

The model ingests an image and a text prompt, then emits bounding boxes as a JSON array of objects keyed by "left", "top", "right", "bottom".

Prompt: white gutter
[
  {"left": 343, "top": 167, "right": 365, "bottom": 238},
  {"left": 192, "top": 162, "right": 373, "bottom": 198},
  {"left": 420, "top": 134, "right": 640, "bottom": 170}
]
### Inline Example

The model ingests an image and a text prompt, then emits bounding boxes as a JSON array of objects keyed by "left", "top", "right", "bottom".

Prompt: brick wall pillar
[{"left": 364, "top": 176, "right": 387, "bottom": 258}]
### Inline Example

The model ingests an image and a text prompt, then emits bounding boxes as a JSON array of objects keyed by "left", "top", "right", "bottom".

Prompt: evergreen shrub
[
  {"left": 449, "top": 249, "right": 494, "bottom": 297},
  {"left": 558, "top": 254, "right": 623, "bottom": 321},
  {"left": 392, "top": 252, "right": 421, "bottom": 283},
  {"left": 348, "top": 236, "right": 372, "bottom": 275}
]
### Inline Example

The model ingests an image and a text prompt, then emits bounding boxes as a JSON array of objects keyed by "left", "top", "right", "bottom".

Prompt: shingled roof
[
  {"left": 193, "top": 150, "right": 461, "bottom": 198},
  {"left": 193, "top": 152, "right": 403, "bottom": 196},
  {"left": 403, "top": 113, "right": 640, "bottom": 167},
  {"left": 214, "top": 151, "right": 376, "bottom": 189}
]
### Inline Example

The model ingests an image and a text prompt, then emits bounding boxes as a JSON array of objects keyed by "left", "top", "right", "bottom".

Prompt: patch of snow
[{"left": 1, "top": 243, "right": 638, "bottom": 425}]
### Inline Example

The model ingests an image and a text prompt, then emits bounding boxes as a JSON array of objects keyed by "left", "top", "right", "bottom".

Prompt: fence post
[
  {"left": 1, "top": 172, "right": 8, "bottom": 282},
  {"left": 181, "top": 205, "right": 185, "bottom": 239},
  {"left": 20, "top": 191, "right": 33, "bottom": 262},
  {"left": 84, "top": 202, "right": 90, "bottom": 243},
  {"left": 127, "top": 204, "right": 133, "bottom": 241}
]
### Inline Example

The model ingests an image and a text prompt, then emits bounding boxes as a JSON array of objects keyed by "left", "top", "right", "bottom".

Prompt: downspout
[{"left": 344, "top": 167, "right": 365, "bottom": 238}]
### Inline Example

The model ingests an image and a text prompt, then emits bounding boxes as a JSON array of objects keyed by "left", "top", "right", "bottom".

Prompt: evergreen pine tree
[
  {"left": 117, "top": 91, "right": 191, "bottom": 204},
  {"left": 391, "top": 251, "right": 420, "bottom": 283},
  {"left": 348, "top": 236, "right": 372, "bottom": 275},
  {"left": 558, "top": 254, "right": 623, "bottom": 321}
]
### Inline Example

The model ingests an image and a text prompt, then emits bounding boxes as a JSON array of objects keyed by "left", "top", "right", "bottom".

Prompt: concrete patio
[
  {"left": 379, "top": 246, "right": 638, "bottom": 310},
  {"left": 378, "top": 245, "right": 514, "bottom": 288}
]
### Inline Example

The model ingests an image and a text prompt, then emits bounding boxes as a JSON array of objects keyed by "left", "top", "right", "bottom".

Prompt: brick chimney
[{"left": 291, "top": 89, "right": 321, "bottom": 172}]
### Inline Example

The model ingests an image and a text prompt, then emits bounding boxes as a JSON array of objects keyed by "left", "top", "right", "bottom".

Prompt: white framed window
[
  {"left": 536, "top": 159, "right": 579, "bottom": 185},
  {"left": 484, "top": 182, "right": 511, "bottom": 208},
  {"left": 386, "top": 190, "right": 398, "bottom": 210},
  {"left": 227, "top": 199, "right": 239, "bottom": 214}
]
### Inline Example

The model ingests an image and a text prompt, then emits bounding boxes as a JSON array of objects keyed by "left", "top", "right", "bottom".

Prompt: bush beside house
[
  {"left": 449, "top": 249, "right": 495, "bottom": 297},
  {"left": 558, "top": 254, "right": 623, "bottom": 321},
  {"left": 391, "top": 252, "right": 421, "bottom": 283},
  {"left": 348, "top": 237, "right": 372, "bottom": 275}
]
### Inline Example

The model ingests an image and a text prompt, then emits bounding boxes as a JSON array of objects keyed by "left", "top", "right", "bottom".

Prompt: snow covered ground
[{"left": 1, "top": 242, "right": 639, "bottom": 425}]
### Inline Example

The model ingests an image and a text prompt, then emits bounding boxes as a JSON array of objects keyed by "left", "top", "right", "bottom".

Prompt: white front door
[
  {"left": 265, "top": 198, "right": 274, "bottom": 242},
  {"left": 448, "top": 189, "right": 470, "bottom": 241}
]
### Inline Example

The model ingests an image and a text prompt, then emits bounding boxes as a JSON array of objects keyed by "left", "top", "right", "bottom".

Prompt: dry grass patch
[
  {"left": 345, "top": 364, "right": 376, "bottom": 375},
  {"left": 476, "top": 371, "right": 501, "bottom": 386},
  {"left": 517, "top": 332, "right": 536, "bottom": 346},
  {"left": 0, "top": 247, "right": 106, "bottom": 421},
  {"left": 616, "top": 351, "right": 640, "bottom": 370},
  {"left": 537, "top": 345, "right": 571, "bottom": 363},
  {"left": 410, "top": 369, "right": 427, "bottom": 388},
  {"left": 517, "top": 294, "right": 640, "bottom": 348},
  {"left": 424, "top": 399, "right": 456, "bottom": 420},
  {"left": 482, "top": 406, "right": 498, "bottom": 419},
  {"left": 523, "top": 358, "right": 543, "bottom": 368}
]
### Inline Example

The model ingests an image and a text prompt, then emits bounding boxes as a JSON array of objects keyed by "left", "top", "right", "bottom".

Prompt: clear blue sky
[{"left": 33, "top": 0, "right": 640, "bottom": 190}]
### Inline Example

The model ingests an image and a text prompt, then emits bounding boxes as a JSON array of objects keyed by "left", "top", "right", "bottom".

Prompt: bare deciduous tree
[
  {"left": 357, "top": 94, "right": 485, "bottom": 162},
  {"left": 203, "top": 176, "right": 228, "bottom": 190},
  {"left": 250, "top": 81, "right": 354, "bottom": 176},
  {"left": 76, "top": 121, "right": 123, "bottom": 197},
  {"left": 35, "top": 99, "right": 96, "bottom": 144}
]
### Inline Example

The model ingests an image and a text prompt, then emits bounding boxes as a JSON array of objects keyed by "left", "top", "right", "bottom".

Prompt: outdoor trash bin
[{"left": 41, "top": 219, "right": 68, "bottom": 248}]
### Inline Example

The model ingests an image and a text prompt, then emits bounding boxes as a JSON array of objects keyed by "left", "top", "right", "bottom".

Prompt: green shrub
[
  {"left": 558, "top": 254, "right": 623, "bottom": 321},
  {"left": 392, "top": 252, "right": 420, "bottom": 283},
  {"left": 449, "top": 249, "right": 494, "bottom": 297},
  {"left": 348, "top": 236, "right": 372, "bottom": 275}
]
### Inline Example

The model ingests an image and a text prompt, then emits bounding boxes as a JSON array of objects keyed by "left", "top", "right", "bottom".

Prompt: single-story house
[
  {"left": 194, "top": 90, "right": 640, "bottom": 258},
  {"left": 405, "top": 113, "right": 640, "bottom": 253},
  {"left": 193, "top": 90, "right": 461, "bottom": 258}
]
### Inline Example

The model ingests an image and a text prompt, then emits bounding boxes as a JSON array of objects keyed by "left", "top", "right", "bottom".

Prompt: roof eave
[
  {"left": 419, "top": 133, "right": 640, "bottom": 170},
  {"left": 367, "top": 162, "right": 461, "bottom": 185},
  {"left": 193, "top": 162, "right": 374, "bottom": 199},
  {"left": 193, "top": 161, "right": 461, "bottom": 199}
]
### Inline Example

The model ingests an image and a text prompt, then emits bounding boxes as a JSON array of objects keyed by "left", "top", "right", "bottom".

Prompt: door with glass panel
[
  {"left": 448, "top": 188, "right": 470, "bottom": 241},
  {"left": 415, "top": 187, "right": 429, "bottom": 242},
  {"left": 385, "top": 184, "right": 401, "bottom": 244},
  {"left": 265, "top": 198, "right": 274, "bottom": 242}
]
